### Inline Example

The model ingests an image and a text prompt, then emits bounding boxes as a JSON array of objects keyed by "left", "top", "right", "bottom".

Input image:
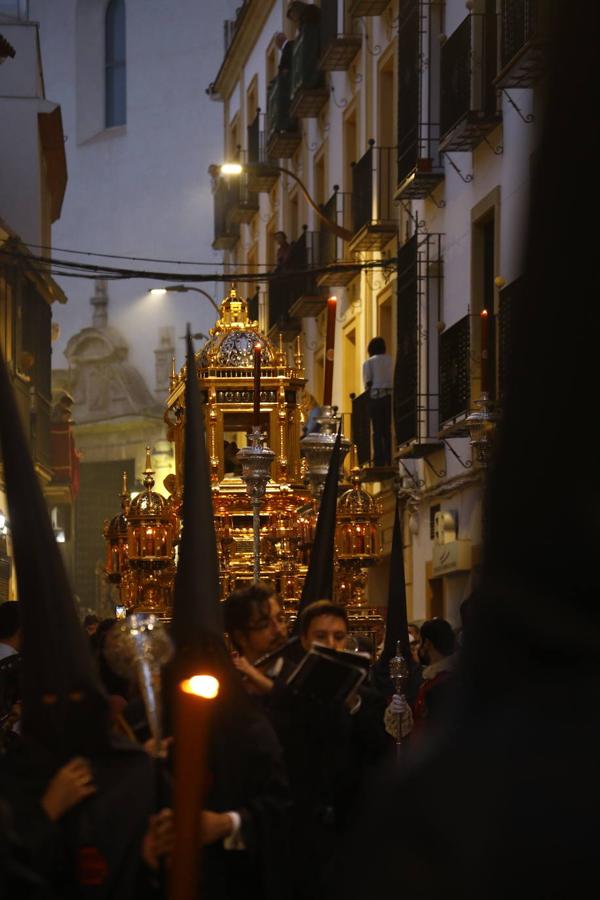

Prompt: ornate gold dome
[
  {"left": 107, "top": 512, "right": 128, "bottom": 539},
  {"left": 198, "top": 288, "right": 276, "bottom": 369},
  {"left": 337, "top": 485, "right": 379, "bottom": 518},
  {"left": 128, "top": 490, "right": 167, "bottom": 518},
  {"left": 127, "top": 449, "right": 168, "bottom": 519}
]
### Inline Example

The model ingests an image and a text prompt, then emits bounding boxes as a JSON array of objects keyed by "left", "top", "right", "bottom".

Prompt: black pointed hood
[
  {"left": 0, "top": 346, "right": 109, "bottom": 758},
  {"left": 380, "top": 497, "right": 410, "bottom": 666},
  {"left": 170, "top": 331, "right": 228, "bottom": 675},
  {"left": 293, "top": 425, "right": 342, "bottom": 632},
  {"left": 463, "top": 2, "right": 600, "bottom": 702}
]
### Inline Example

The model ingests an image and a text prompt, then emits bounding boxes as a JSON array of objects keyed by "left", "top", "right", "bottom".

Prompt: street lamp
[
  {"left": 149, "top": 284, "right": 220, "bottom": 315},
  {"left": 219, "top": 162, "right": 354, "bottom": 242}
]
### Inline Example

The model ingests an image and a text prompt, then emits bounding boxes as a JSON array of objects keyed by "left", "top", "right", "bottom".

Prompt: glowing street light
[
  {"left": 148, "top": 284, "right": 220, "bottom": 315},
  {"left": 219, "top": 161, "right": 353, "bottom": 241}
]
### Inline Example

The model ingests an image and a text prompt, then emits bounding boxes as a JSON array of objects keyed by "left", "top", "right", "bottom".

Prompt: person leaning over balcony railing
[
  {"left": 362, "top": 337, "right": 393, "bottom": 467},
  {"left": 275, "top": 31, "right": 294, "bottom": 77}
]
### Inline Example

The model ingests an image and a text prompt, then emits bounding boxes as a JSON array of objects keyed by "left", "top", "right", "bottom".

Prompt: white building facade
[
  {"left": 29, "top": 0, "right": 240, "bottom": 387},
  {"left": 208, "top": 0, "right": 548, "bottom": 624}
]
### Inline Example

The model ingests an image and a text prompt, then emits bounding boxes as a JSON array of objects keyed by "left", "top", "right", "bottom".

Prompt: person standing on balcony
[
  {"left": 274, "top": 231, "right": 292, "bottom": 271},
  {"left": 286, "top": 1, "right": 321, "bottom": 27},
  {"left": 275, "top": 31, "right": 294, "bottom": 77},
  {"left": 363, "top": 337, "right": 393, "bottom": 467}
]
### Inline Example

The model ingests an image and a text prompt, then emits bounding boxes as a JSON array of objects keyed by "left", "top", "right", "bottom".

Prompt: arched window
[{"left": 105, "top": 0, "right": 126, "bottom": 127}]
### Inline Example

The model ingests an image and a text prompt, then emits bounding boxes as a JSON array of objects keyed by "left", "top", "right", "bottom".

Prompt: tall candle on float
[
  {"left": 253, "top": 343, "right": 261, "bottom": 428},
  {"left": 169, "top": 675, "right": 220, "bottom": 900},
  {"left": 322, "top": 296, "right": 337, "bottom": 407},
  {"left": 480, "top": 309, "right": 489, "bottom": 394}
]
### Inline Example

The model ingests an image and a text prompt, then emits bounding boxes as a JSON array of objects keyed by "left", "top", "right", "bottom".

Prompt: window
[{"left": 105, "top": 0, "right": 126, "bottom": 127}]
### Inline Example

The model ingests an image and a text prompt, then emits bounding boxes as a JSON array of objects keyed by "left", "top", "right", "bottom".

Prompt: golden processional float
[{"left": 103, "top": 289, "right": 385, "bottom": 641}]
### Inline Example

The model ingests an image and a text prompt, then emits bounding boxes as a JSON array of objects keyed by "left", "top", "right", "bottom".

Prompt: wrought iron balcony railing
[
  {"left": 226, "top": 151, "right": 259, "bottom": 224},
  {"left": 396, "top": 0, "right": 444, "bottom": 199},
  {"left": 394, "top": 234, "right": 443, "bottom": 454},
  {"left": 266, "top": 73, "right": 301, "bottom": 159},
  {"left": 269, "top": 229, "right": 320, "bottom": 334},
  {"left": 247, "top": 111, "right": 279, "bottom": 191},
  {"left": 320, "top": 0, "right": 362, "bottom": 71},
  {"left": 440, "top": 13, "right": 501, "bottom": 152},
  {"left": 349, "top": 142, "right": 398, "bottom": 252},
  {"left": 317, "top": 187, "right": 355, "bottom": 287},
  {"left": 439, "top": 314, "right": 471, "bottom": 426},
  {"left": 495, "top": 0, "right": 556, "bottom": 88},
  {"left": 290, "top": 22, "right": 328, "bottom": 118},
  {"left": 212, "top": 178, "right": 240, "bottom": 250}
]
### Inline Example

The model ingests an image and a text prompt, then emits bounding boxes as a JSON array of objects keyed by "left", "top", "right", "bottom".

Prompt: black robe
[
  {"left": 333, "top": 663, "right": 600, "bottom": 900},
  {"left": 200, "top": 704, "right": 292, "bottom": 900},
  {"left": 0, "top": 735, "right": 164, "bottom": 900},
  {"left": 267, "top": 680, "right": 391, "bottom": 900},
  {"left": 123, "top": 686, "right": 292, "bottom": 900}
]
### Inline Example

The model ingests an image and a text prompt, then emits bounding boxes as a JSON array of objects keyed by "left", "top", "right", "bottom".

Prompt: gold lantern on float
[
  {"left": 125, "top": 447, "right": 177, "bottom": 616},
  {"left": 335, "top": 457, "right": 383, "bottom": 609},
  {"left": 263, "top": 484, "right": 308, "bottom": 613},
  {"left": 103, "top": 471, "right": 130, "bottom": 584}
]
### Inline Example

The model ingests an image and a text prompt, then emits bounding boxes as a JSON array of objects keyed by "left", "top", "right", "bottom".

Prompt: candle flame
[
  {"left": 180, "top": 675, "right": 220, "bottom": 699},
  {"left": 328, "top": 295, "right": 337, "bottom": 303},
  {"left": 480, "top": 308, "right": 489, "bottom": 318},
  {"left": 255, "top": 342, "right": 262, "bottom": 350}
]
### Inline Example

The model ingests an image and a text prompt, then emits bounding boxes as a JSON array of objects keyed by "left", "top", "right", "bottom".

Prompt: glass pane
[
  {"left": 106, "top": 63, "right": 126, "bottom": 127},
  {"left": 106, "top": 0, "right": 126, "bottom": 64}
]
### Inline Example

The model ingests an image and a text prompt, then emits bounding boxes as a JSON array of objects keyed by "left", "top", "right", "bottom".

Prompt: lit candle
[
  {"left": 323, "top": 296, "right": 337, "bottom": 407},
  {"left": 170, "top": 675, "right": 220, "bottom": 900},
  {"left": 480, "top": 309, "right": 489, "bottom": 394},
  {"left": 253, "top": 342, "right": 261, "bottom": 428}
]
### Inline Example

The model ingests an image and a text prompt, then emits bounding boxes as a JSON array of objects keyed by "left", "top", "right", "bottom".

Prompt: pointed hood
[
  {"left": 293, "top": 425, "right": 342, "bottom": 633},
  {"left": 170, "top": 330, "right": 227, "bottom": 672},
  {"left": 380, "top": 497, "right": 411, "bottom": 666},
  {"left": 0, "top": 347, "right": 109, "bottom": 758},
  {"left": 463, "top": 2, "right": 600, "bottom": 703}
]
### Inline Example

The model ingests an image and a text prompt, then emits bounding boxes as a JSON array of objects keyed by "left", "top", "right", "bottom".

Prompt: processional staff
[{"left": 389, "top": 640, "right": 409, "bottom": 758}]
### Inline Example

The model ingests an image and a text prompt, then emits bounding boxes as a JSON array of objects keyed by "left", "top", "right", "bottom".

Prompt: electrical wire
[
  {"left": 19, "top": 241, "right": 228, "bottom": 267},
  {"left": 0, "top": 244, "right": 406, "bottom": 285}
]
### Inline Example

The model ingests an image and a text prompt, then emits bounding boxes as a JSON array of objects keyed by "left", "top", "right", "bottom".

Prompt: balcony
[
  {"left": 394, "top": 234, "right": 444, "bottom": 456},
  {"left": 212, "top": 179, "right": 240, "bottom": 250},
  {"left": 495, "top": 0, "right": 556, "bottom": 88},
  {"left": 438, "top": 315, "right": 471, "bottom": 430},
  {"left": 290, "top": 22, "right": 329, "bottom": 118},
  {"left": 316, "top": 187, "right": 356, "bottom": 288},
  {"left": 348, "top": 0, "right": 390, "bottom": 16},
  {"left": 266, "top": 73, "right": 301, "bottom": 159},
  {"left": 395, "top": 0, "right": 444, "bottom": 200},
  {"left": 439, "top": 14, "right": 501, "bottom": 153},
  {"left": 287, "top": 229, "right": 325, "bottom": 318},
  {"left": 269, "top": 230, "right": 321, "bottom": 337},
  {"left": 226, "top": 163, "right": 259, "bottom": 225},
  {"left": 319, "top": 0, "right": 362, "bottom": 71},
  {"left": 247, "top": 111, "right": 279, "bottom": 192},
  {"left": 349, "top": 143, "right": 398, "bottom": 252}
]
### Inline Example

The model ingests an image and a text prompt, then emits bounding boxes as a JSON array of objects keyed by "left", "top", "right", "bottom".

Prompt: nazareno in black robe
[{"left": 0, "top": 733, "right": 167, "bottom": 900}]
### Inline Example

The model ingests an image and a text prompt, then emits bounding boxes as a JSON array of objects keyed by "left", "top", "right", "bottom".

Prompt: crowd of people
[
  {"left": 1, "top": 1, "right": 598, "bottom": 894},
  {"left": 0, "top": 585, "right": 467, "bottom": 899}
]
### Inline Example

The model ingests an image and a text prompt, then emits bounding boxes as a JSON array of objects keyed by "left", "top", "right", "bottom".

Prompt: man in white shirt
[{"left": 362, "top": 336, "right": 393, "bottom": 466}]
